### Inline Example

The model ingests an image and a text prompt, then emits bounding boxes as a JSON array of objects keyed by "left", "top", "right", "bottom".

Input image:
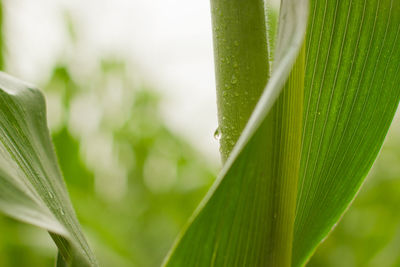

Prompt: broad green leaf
[
  {"left": 293, "top": 0, "right": 400, "bottom": 265},
  {"left": 165, "top": 0, "right": 400, "bottom": 265},
  {"left": 163, "top": 0, "right": 309, "bottom": 265},
  {"left": 0, "top": 72, "right": 97, "bottom": 266}
]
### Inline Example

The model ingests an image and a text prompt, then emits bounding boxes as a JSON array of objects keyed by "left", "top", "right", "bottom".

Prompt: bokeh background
[{"left": 0, "top": 0, "right": 399, "bottom": 266}]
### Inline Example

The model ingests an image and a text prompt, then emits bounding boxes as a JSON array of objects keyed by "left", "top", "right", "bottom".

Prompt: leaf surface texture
[
  {"left": 0, "top": 73, "right": 97, "bottom": 266},
  {"left": 294, "top": 0, "right": 400, "bottom": 265}
]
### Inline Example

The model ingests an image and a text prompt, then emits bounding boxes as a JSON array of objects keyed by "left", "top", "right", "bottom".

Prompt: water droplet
[
  {"left": 48, "top": 192, "right": 54, "bottom": 199},
  {"left": 214, "top": 127, "right": 222, "bottom": 141},
  {"left": 231, "top": 75, "right": 238, "bottom": 84},
  {"left": 60, "top": 208, "right": 65, "bottom": 216}
]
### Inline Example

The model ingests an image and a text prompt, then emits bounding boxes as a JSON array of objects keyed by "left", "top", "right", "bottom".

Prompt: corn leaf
[
  {"left": 294, "top": 0, "right": 400, "bottom": 265},
  {"left": 163, "top": 0, "right": 309, "bottom": 265},
  {"left": 0, "top": 72, "right": 97, "bottom": 266},
  {"left": 165, "top": 0, "right": 400, "bottom": 266}
]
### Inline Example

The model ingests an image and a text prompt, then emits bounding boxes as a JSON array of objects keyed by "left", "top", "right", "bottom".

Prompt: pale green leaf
[{"left": 0, "top": 72, "right": 97, "bottom": 266}]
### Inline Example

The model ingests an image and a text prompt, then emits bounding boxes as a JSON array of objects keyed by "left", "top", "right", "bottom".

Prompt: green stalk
[
  {"left": 211, "top": 0, "right": 270, "bottom": 162},
  {"left": 211, "top": 0, "right": 306, "bottom": 264}
]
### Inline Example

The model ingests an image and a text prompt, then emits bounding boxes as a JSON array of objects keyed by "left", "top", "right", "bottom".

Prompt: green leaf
[
  {"left": 165, "top": 0, "right": 400, "bottom": 266},
  {"left": 163, "top": 0, "right": 309, "bottom": 265},
  {"left": 294, "top": 0, "right": 400, "bottom": 265},
  {"left": 0, "top": 72, "right": 97, "bottom": 266}
]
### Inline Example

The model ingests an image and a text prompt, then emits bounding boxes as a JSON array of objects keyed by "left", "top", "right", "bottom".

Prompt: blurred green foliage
[
  {"left": 0, "top": 57, "right": 216, "bottom": 267},
  {"left": 51, "top": 60, "right": 217, "bottom": 266},
  {"left": 0, "top": 8, "right": 216, "bottom": 265},
  {"left": 0, "top": 2, "right": 399, "bottom": 267}
]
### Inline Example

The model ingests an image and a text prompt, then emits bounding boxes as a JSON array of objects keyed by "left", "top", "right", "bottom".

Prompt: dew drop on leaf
[{"left": 214, "top": 127, "right": 222, "bottom": 141}]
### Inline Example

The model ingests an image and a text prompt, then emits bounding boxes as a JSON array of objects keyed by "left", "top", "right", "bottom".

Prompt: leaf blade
[
  {"left": 294, "top": 0, "right": 400, "bottom": 265},
  {"left": 0, "top": 72, "right": 97, "bottom": 266}
]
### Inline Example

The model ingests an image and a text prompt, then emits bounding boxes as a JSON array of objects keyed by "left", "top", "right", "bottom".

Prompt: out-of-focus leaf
[
  {"left": 293, "top": 0, "right": 400, "bottom": 265},
  {"left": 0, "top": 72, "right": 97, "bottom": 266}
]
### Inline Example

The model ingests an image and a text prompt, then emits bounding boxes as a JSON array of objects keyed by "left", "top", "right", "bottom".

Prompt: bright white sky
[{"left": 5, "top": 0, "right": 220, "bottom": 159}]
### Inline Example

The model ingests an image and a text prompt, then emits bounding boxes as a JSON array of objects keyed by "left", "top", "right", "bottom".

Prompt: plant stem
[
  {"left": 210, "top": 1, "right": 306, "bottom": 265},
  {"left": 210, "top": 0, "right": 270, "bottom": 162}
]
